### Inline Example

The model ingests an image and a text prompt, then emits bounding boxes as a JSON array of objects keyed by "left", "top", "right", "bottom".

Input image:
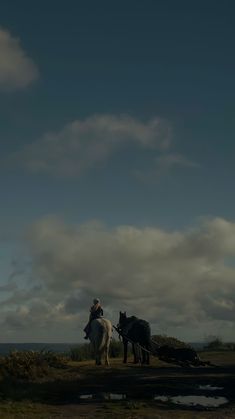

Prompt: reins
[{"left": 112, "top": 324, "right": 153, "bottom": 355}]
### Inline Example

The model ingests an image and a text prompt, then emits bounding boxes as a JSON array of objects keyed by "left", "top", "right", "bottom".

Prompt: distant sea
[
  {"left": 0, "top": 342, "right": 205, "bottom": 355},
  {"left": 0, "top": 343, "right": 80, "bottom": 356}
]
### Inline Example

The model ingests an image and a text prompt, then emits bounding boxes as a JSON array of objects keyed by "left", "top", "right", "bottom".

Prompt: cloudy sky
[{"left": 1, "top": 0, "right": 235, "bottom": 343}]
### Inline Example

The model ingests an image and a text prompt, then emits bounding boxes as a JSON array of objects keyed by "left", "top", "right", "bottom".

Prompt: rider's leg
[{"left": 84, "top": 322, "right": 90, "bottom": 339}]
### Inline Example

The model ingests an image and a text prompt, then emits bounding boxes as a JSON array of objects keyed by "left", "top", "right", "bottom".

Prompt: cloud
[
  {"left": 2, "top": 216, "right": 235, "bottom": 341},
  {"left": 7, "top": 114, "right": 171, "bottom": 177},
  {"left": 0, "top": 28, "right": 39, "bottom": 90},
  {"left": 134, "top": 153, "right": 199, "bottom": 182}
]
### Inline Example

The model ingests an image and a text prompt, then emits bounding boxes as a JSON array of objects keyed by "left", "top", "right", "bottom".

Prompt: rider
[{"left": 84, "top": 298, "right": 104, "bottom": 339}]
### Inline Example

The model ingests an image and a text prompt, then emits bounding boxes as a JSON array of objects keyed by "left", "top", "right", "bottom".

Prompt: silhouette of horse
[
  {"left": 117, "top": 312, "right": 151, "bottom": 365},
  {"left": 89, "top": 318, "right": 112, "bottom": 365}
]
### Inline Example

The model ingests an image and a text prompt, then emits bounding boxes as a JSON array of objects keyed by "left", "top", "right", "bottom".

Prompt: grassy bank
[{"left": 0, "top": 351, "right": 234, "bottom": 417}]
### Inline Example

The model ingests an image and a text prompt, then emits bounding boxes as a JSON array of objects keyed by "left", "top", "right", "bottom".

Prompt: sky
[{"left": 0, "top": 0, "right": 235, "bottom": 343}]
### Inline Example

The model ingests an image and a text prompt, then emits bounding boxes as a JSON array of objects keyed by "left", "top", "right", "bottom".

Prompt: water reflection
[
  {"left": 154, "top": 394, "right": 228, "bottom": 407},
  {"left": 79, "top": 393, "right": 126, "bottom": 400},
  {"left": 79, "top": 392, "right": 229, "bottom": 408},
  {"left": 198, "top": 385, "right": 223, "bottom": 391}
]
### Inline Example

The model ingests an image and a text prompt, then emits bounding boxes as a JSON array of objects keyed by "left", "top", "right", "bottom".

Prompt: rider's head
[{"left": 93, "top": 298, "right": 100, "bottom": 305}]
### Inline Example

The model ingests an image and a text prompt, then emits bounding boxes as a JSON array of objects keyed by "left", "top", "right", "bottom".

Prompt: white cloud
[
  {"left": 2, "top": 216, "right": 235, "bottom": 341},
  {"left": 0, "top": 28, "right": 39, "bottom": 90},
  {"left": 134, "top": 153, "right": 199, "bottom": 182},
  {"left": 8, "top": 114, "right": 171, "bottom": 176}
]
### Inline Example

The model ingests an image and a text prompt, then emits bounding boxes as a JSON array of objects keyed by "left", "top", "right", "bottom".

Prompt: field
[{"left": 0, "top": 351, "right": 234, "bottom": 418}]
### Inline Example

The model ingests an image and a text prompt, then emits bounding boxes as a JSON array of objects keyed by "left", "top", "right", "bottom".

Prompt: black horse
[{"left": 117, "top": 312, "right": 151, "bottom": 365}]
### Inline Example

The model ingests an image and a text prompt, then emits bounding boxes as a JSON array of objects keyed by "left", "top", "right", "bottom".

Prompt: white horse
[{"left": 89, "top": 318, "right": 112, "bottom": 365}]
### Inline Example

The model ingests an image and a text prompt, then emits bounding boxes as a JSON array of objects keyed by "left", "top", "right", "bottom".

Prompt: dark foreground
[{"left": 0, "top": 351, "right": 235, "bottom": 418}]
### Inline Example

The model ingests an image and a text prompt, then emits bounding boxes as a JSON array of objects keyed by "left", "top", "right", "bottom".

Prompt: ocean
[
  {"left": 0, "top": 342, "right": 204, "bottom": 355},
  {"left": 0, "top": 343, "right": 79, "bottom": 356}
]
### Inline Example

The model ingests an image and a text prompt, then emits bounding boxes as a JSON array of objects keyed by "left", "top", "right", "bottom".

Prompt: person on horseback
[{"left": 84, "top": 298, "right": 104, "bottom": 339}]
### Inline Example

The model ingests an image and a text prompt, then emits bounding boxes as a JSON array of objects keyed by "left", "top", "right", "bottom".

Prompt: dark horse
[{"left": 117, "top": 312, "right": 151, "bottom": 365}]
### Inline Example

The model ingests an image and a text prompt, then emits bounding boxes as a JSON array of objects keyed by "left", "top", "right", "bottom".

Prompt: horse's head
[{"left": 117, "top": 311, "right": 127, "bottom": 330}]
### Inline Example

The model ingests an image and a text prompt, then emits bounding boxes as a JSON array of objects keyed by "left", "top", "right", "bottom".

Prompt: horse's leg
[
  {"left": 133, "top": 344, "right": 141, "bottom": 364},
  {"left": 94, "top": 342, "right": 101, "bottom": 365},
  {"left": 95, "top": 349, "right": 99, "bottom": 365},
  {"left": 95, "top": 346, "right": 99, "bottom": 365},
  {"left": 105, "top": 338, "right": 111, "bottom": 366},
  {"left": 145, "top": 351, "right": 150, "bottom": 365},
  {"left": 141, "top": 339, "right": 150, "bottom": 365},
  {"left": 105, "top": 349, "right": 109, "bottom": 366},
  {"left": 104, "top": 345, "right": 109, "bottom": 366},
  {"left": 92, "top": 343, "right": 97, "bottom": 365},
  {"left": 140, "top": 347, "right": 148, "bottom": 365},
  {"left": 123, "top": 339, "right": 128, "bottom": 363},
  {"left": 132, "top": 343, "right": 137, "bottom": 363},
  {"left": 97, "top": 350, "right": 102, "bottom": 365},
  {"left": 143, "top": 344, "right": 150, "bottom": 365},
  {"left": 141, "top": 349, "right": 144, "bottom": 365}
]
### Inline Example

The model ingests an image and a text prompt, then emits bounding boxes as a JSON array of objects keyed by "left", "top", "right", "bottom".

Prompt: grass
[
  {"left": 0, "top": 401, "right": 61, "bottom": 419},
  {"left": 0, "top": 351, "right": 234, "bottom": 418}
]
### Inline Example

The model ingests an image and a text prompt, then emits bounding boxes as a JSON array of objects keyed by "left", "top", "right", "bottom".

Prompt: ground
[{"left": 0, "top": 352, "right": 235, "bottom": 418}]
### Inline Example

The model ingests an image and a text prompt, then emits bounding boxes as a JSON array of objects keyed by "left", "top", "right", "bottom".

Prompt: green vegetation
[
  {"left": 151, "top": 334, "right": 191, "bottom": 348},
  {"left": 204, "top": 337, "right": 235, "bottom": 351},
  {"left": 69, "top": 343, "right": 93, "bottom": 361},
  {"left": 0, "top": 350, "right": 67, "bottom": 380},
  {"left": 69, "top": 338, "right": 124, "bottom": 361},
  {"left": 69, "top": 334, "right": 194, "bottom": 363},
  {"left": 109, "top": 339, "right": 125, "bottom": 358},
  {"left": 0, "top": 351, "right": 234, "bottom": 418}
]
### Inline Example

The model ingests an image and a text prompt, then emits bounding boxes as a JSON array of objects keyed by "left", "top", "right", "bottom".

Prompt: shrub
[
  {"left": 0, "top": 350, "right": 67, "bottom": 380},
  {"left": 151, "top": 334, "right": 191, "bottom": 349},
  {"left": 69, "top": 344, "right": 94, "bottom": 361},
  {"left": 204, "top": 337, "right": 223, "bottom": 350},
  {"left": 109, "top": 339, "right": 124, "bottom": 358},
  {"left": 69, "top": 339, "right": 124, "bottom": 361},
  {"left": 204, "top": 337, "right": 235, "bottom": 351}
]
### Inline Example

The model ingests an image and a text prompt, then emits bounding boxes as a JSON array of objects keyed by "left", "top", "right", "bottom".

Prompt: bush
[
  {"left": 69, "top": 344, "right": 94, "bottom": 361},
  {"left": 151, "top": 335, "right": 191, "bottom": 349},
  {"left": 0, "top": 350, "right": 67, "bottom": 380},
  {"left": 109, "top": 339, "right": 124, "bottom": 358},
  {"left": 204, "top": 337, "right": 235, "bottom": 351},
  {"left": 205, "top": 337, "right": 223, "bottom": 350},
  {"left": 69, "top": 339, "right": 124, "bottom": 361}
]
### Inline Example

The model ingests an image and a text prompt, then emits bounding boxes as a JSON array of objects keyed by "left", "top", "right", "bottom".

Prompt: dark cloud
[{"left": 1, "top": 216, "right": 235, "bottom": 341}]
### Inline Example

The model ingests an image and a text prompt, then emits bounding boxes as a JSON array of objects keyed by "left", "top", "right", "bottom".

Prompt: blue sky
[{"left": 0, "top": 1, "right": 235, "bottom": 342}]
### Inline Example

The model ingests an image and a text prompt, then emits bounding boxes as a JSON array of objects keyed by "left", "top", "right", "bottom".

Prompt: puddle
[
  {"left": 79, "top": 392, "right": 228, "bottom": 408},
  {"left": 109, "top": 393, "right": 126, "bottom": 400},
  {"left": 154, "top": 395, "right": 228, "bottom": 408},
  {"left": 79, "top": 393, "right": 126, "bottom": 401},
  {"left": 80, "top": 394, "right": 93, "bottom": 400},
  {"left": 198, "top": 385, "right": 223, "bottom": 391}
]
